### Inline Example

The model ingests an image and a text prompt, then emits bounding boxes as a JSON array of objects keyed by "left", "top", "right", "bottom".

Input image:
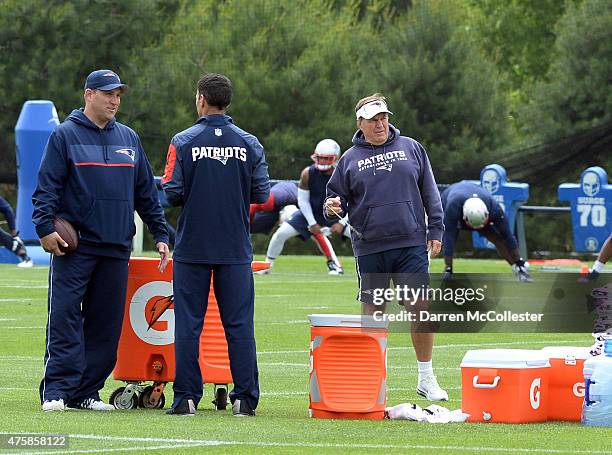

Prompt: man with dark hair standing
[
  {"left": 32, "top": 69, "right": 169, "bottom": 412},
  {"left": 0, "top": 196, "right": 33, "bottom": 267},
  {"left": 162, "top": 73, "right": 269, "bottom": 417}
]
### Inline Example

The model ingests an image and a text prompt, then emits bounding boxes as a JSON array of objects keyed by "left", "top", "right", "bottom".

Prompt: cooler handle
[{"left": 472, "top": 375, "right": 500, "bottom": 389}]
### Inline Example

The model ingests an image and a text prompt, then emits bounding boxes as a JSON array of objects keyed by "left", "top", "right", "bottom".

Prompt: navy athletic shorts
[
  {"left": 286, "top": 211, "right": 313, "bottom": 241},
  {"left": 356, "top": 246, "right": 429, "bottom": 305}
]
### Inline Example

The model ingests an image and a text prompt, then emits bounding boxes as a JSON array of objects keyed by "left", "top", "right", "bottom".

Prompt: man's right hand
[
  {"left": 40, "top": 232, "right": 68, "bottom": 256},
  {"left": 325, "top": 197, "right": 343, "bottom": 217},
  {"left": 308, "top": 224, "right": 322, "bottom": 235}
]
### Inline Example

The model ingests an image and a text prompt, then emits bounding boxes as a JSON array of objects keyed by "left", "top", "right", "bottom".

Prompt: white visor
[{"left": 355, "top": 100, "right": 393, "bottom": 120}]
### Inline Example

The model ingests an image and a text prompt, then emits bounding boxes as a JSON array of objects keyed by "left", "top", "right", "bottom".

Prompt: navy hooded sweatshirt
[
  {"left": 326, "top": 125, "right": 444, "bottom": 257},
  {"left": 32, "top": 109, "right": 169, "bottom": 259}
]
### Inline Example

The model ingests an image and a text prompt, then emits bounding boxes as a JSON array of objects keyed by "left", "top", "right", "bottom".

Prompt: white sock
[
  {"left": 593, "top": 260, "right": 605, "bottom": 273},
  {"left": 266, "top": 222, "right": 299, "bottom": 259},
  {"left": 266, "top": 258, "right": 275, "bottom": 267},
  {"left": 417, "top": 360, "right": 433, "bottom": 381}
]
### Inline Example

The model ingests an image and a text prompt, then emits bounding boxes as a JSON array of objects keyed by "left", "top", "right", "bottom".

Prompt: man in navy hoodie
[
  {"left": 162, "top": 73, "right": 269, "bottom": 417},
  {"left": 325, "top": 93, "right": 448, "bottom": 401},
  {"left": 32, "top": 69, "right": 170, "bottom": 412}
]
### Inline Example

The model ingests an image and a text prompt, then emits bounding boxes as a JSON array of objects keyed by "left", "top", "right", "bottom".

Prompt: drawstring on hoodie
[{"left": 100, "top": 128, "right": 108, "bottom": 163}]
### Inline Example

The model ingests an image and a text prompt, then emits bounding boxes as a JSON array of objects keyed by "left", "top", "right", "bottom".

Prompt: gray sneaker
[
  {"left": 166, "top": 398, "right": 196, "bottom": 416},
  {"left": 232, "top": 399, "right": 255, "bottom": 417}
]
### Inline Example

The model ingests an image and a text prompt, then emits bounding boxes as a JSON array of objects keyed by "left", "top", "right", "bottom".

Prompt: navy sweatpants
[
  {"left": 39, "top": 251, "right": 128, "bottom": 405},
  {"left": 171, "top": 261, "right": 259, "bottom": 411}
]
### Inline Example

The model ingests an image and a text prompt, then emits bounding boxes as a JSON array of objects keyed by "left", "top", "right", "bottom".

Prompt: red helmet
[{"left": 311, "top": 139, "right": 341, "bottom": 171}]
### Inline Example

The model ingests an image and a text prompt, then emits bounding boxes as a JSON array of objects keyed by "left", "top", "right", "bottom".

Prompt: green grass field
[{"left": 0, "top": 256, "right": 610, "bottom": 454}]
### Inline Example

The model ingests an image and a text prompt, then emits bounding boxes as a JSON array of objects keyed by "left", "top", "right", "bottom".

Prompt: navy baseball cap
[{"left": 84, "top": 69, "right": 129, "bottom": 92}]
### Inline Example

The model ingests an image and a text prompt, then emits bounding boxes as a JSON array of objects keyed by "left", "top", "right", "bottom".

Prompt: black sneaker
[
  {"left": 232, "top": 399, "right": 255, "bottom": 417},
  {"left": 166, "top": 398, "right": 196, "bottom": 416},
  {"left": 587, "top": 269, "right": 601, "bottom": 281}
]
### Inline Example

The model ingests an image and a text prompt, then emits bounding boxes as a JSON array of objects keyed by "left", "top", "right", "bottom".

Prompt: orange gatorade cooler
[
  {"left": 113, "top": 257, "right": 257, "bottom": 409},
  {"left": 461, "top": 349, "right": 550, "bottom": 423},
  {"left": 115, "top": 258, "right": 176, "bottom": 384},
  {"left": 541, "top": 347, "right": 589, "bottom": 421},
  {"left": 308, "top": 314, "right": 389, "bottom": 419}
]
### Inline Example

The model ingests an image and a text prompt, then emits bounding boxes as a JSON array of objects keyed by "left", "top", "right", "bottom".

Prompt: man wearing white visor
[{"left": 325, "top": 93, "right": 448, "bottom": 401}]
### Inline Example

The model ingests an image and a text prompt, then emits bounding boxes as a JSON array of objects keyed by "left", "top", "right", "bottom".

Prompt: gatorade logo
[
  {"left": 129, "top": 281, "right": 175, "bottom": 346},
  {"left": 530, "top": 378, "right": 541, "bottom": 410},
  {"left": 573, "top": 382, "right": 585, "bottom": 397}
]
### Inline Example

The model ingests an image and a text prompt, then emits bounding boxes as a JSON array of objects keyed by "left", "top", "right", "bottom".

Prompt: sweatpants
[
  {"left": 171, "top": 261, "right": 259, "bottom": 411},
  {"left": 39, "top": 251, "right": 128, "bottom": 405}
]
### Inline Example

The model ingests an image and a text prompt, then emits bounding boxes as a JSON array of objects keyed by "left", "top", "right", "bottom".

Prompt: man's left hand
[
  {"left": 427, "top": 240, "right": 442, "bottom": 258},
  {"left": 157, "top": 242, "right": 170, "bottom": 272}
]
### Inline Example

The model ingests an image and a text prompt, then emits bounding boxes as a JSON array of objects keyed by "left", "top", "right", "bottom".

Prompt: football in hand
[{"left": 53, "top": 217, "right": 78, "bottom": 253}]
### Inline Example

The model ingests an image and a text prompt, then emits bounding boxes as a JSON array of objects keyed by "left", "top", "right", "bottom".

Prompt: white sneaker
[
  {"left": 68, "top": 398, "right": 114, "bottom": 411},
  {"left": 327, "top": 260, "right": 344, "bottom": 275},
  {"left": 417, "top": 375, "right": 448, "bottom": 401},
  {"left": 255, "top": 268, "right": 271, "bottom": 275},
  {"left": 42, "top": 399, "right": 65, "bottom": 412},
  {"left": 17, "top": 258, "right": 33, "bottom": 268}
]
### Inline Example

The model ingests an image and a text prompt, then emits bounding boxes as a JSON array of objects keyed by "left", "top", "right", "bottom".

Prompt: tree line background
[{"left": 0, "top": 0, "right": 610, "bottom": 255}]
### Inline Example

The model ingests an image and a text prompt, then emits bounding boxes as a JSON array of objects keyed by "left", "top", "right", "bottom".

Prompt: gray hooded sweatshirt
[{"left": 326, "top": 124, "right": 444, "bottom": 257}]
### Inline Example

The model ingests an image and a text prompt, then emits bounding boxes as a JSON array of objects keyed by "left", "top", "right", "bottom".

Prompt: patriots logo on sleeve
[{"left": 114, "top": 148, "right": 135, "bottom": 161}]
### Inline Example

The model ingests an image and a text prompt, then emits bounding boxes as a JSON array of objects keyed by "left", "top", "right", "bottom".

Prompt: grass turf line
[{"left": 0, "top": 256, "right": 607, "bottom": 455}]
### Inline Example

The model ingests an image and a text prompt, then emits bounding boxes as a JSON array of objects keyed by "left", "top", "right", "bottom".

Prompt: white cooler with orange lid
[
  {"left": 541, "top": 346, "right": 589, "bottom": 421},
  {"left": 461, "top": 349, "right": 550, "bottom": 423}
]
